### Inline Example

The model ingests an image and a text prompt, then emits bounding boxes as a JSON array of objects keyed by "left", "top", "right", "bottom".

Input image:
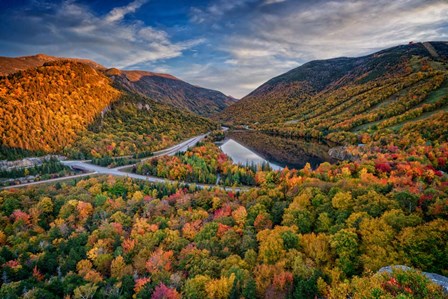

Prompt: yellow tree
[
  {"left": 110, "top": 256, "right": 132, "bottom": 279},
  {"left": 359, "top": 218, "right": 398, "bottom": 272},
  {"left": 205, "top": 274, "right": 236, "bottom": 299}
]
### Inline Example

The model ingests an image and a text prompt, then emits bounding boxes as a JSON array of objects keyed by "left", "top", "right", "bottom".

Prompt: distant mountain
[
  {"left": 0, "top": 54, "right": 237, "bottom": 117},
  {"left": 105, "top": 68, "right": 237, "bottom": 116},
  {"left": 0, "top": 60, "right": 216, "bottom": 160},
  {"left": 217, "top": 41, "right": 448, "bottom": 143}
]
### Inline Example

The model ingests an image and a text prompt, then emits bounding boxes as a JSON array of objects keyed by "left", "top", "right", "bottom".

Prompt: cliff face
[{"left": 0, "top": 54, "right": 237, "bottom": 117}]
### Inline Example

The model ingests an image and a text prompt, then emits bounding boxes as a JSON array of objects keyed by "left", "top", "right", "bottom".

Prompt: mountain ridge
[
  {"left": 217, "top": 41, "right": 448, "bottom": 143},
  {"left": 0, "top": 59, "right": 216, "bottom": 160},
  {"left": 0, "top": 54, "right": 237, "bottom": 116},
  {"left": 0, "top": 53, "right": 105, "bottom": 75},
  {"left": 107, "top": 68, "right": 237, "bottom": 116}
]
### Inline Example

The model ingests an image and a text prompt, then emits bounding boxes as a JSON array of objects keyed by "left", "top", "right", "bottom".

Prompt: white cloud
[
  {"left": 2, "top": 0, "right": 447, "bottom": 98},
  {"left": 166, "top": 55, "right": 301, "bottom": 98},
  {"left": 244, "top": 0, "right": 448, "bottom": 60},
  {"left": 190, "top": 0, "right": 256, "bottom": 23},
  {"left": 186, "top": 0, "right": 448, "bottom": 97},
  {"left": 262, "top": 0, "right": 286, "bottom": 5},
  {"left": 3, "top": 0, "right": 201, "bottom": 68},
  {"left": 105, "top": 0, "right": 148, "bottom": 23}
]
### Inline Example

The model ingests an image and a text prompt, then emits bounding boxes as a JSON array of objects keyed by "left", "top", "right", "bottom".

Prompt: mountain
[
  {"left": 67, "top": 92, "right": 216, "bottom": 159},
  {"left": 0, "top": 60, "right": 216, "bottom": 160},
  {"left": 105, "top": 68, "right": 237, "bottom": 116},
  {"left": 0, "top": 53, "right": 105, "bottom": 76},
  {"left": 0, "top": 60, "right": 119, "bottom": 154},
  {"left": 217, "top": 41, "right": 448, "bottom": 143},
  {"left": 0, "top": 54, "right": 237, "bottom": 117}
]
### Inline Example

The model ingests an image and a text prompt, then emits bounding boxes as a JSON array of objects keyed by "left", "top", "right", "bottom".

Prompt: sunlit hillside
[
  {"left": 0, "top": 60, "right": 216, "bottom": 160},
  {"left": 218, "top": 42, "right": 448, "bottom": 144}
]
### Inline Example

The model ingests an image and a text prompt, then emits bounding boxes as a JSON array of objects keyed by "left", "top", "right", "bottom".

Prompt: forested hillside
[
  {"left": 0, "top": 54, "right": 237, "bottom": 119},
  {"left": 106, "top": 69, "right": 237, "bottom": 116},
  {"left": 217, "top": 42, "right": 448, "bottom": 144},
  {"left": 0, "top": 54, "right": 105, "bottom": 76},
  {"left": 0, "top": 60, "right": 121, "bottom": 156},
  {"left": 66, "top": 94, "right": 216, "bottom": 159},
  {"left": 0, "top": 60, "right": 216, "bottom": 160},
  {"left": 0, "top": 135, "right": 447, "bottom": 298},
  {"left": 1, "top": 41, "right": 447, "bottom": 299}
]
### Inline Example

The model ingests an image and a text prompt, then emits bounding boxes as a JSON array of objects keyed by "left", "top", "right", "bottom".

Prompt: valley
[
  {"left": 0, "top": 40, "right": 448, "bottom": 299},
  {"left": 1, "top": 129, "right": 339, "bottom": 190},
  {"left": 1, "top": 133, "right": 210, "bottom": 190}
]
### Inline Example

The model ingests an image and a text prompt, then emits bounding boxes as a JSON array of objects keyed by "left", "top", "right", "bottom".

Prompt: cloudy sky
[{"left": 0, "top": 0, "right": 447, "bottom": 98}]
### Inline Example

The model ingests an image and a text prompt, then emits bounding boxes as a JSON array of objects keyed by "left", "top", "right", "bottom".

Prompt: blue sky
[{"left": 0, "top": 0, "right": 447, "bottom": 98}]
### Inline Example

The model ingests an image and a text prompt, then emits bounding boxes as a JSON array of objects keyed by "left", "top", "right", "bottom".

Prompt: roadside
[
  {"left": 0, "top": 132, "right": 252, "bottom": 191},
  {"left": 0, "top": 172, "right": 96, "bottom": 190}
]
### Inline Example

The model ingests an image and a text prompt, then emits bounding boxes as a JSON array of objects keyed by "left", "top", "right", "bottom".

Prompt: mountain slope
[
  {"left": 106, "top": 68, "right": 237, "bottom": 116},
  {"left": 0, "top": 54, "right": 237, "bottom": 116},
  {"left": 0, "top": 53, "right": 105, "bottom": 76},
  {"left": 0, "top": 60, "right": 120, "bottom": 153},
  {"left": 0, "top": 60, "right": 216, "bottom": 160},
  {"left": 66, "top": 92, "right": 216, "bottom": 159},
  {"left": 217, "top": 41, "right": 448, "bottom": 143}
]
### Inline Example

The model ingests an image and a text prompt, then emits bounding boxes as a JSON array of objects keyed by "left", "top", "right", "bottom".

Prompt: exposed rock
[
  {"left": 104, "top": 67, "right": 121, "bottom": 76},
  {"left": 0, "top": 155, "right": 65, "bottom": 171},
  {"left": 328, "top": 146, "right": 358, "bottom": 161},
  {"left": 378, "top": 265, "right": 448, "bottom": 293},
  {"left": 136, "top": 102, "right": 152, "bottom": 111},
  {"left": 284, "top": 119, "right": 299, "bottom": 124}
]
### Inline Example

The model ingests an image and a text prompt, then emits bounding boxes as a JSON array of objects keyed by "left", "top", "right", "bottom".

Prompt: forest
[
  {"left": 0, "top": 61, "right": 120, "bottom": 157},
  {"left": 65, "top": 94, "right": 217, "bottom": 160},
  {"left": 217, "top": 43, "right": 448, "bottom": 146},
  {"left": 134, "top": 141, "right": 271, "bottom": 186},
  {"left": 0, "top": 158, "right": 75, "bottom": 187},
  {"left": 0, "top": 128, "right": 447, "bottom": 298},
  {"left": 0, "top": 42, "right": 447, "bottom": 299},
  {"left": 0, "top": 61, "right": 217, "bottom": 160},
  {"left": 90, "top": 156, "right": 140, "bottom": 168}
]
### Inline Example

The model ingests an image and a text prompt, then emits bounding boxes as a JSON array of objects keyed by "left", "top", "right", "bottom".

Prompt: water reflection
[
  {"left": 221, "top": 130, "right": 336, "bottom": 170},
  {"left": 220, "top": 139, "right": 283, "bottom": 170}
]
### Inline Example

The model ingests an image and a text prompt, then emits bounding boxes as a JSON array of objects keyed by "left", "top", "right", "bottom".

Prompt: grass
[
  {"left": 352, "top": 78, "right": 448, "bottom": 132},
  {"left": 389, "top": 105, "right": 448, "bottom": 131}
]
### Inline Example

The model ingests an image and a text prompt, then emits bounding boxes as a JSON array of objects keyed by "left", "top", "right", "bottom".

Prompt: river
[{"left": 219, "top": 130, "right": 337, "bottom": 170}]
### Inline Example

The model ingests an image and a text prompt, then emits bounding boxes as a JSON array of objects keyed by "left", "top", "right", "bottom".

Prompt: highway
[
  {"left": 114, "top": 133, "right": 208, "bottom": 170},
  {"left": 0, "top": 172, "right": 95, "bottom": 190},
  {"left": 1, "top": 133, "right": 248, "bottom": 192}
]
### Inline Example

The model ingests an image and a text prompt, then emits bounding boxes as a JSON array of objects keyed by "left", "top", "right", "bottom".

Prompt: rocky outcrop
[
  {"left": 0, "top": 155, "right": 64, "bottom": 171},
  {"left": 378, "top": 265, "right": 448, "bottom": 293},
  {"left": 328, "top": 146, "right": 358, "bottom": 161}
]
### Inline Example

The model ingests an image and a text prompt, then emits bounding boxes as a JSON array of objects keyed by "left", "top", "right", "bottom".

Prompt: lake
[
  {"left": 220, "top": 139, "right": 283, "bottom": 170},
  {"left": 219, "top": 130, "right": 337, "bottom": 170}
]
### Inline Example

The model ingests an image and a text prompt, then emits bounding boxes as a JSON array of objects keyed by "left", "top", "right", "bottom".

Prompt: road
[
  {"left": 0, "top": 172, "right": 96, "bottom": 190},
  {"left": 1, "top": 133, "right": 249, "bottom": 192},
  {"left": 114, "top": 133, "right": 208, "bottom": 170}
]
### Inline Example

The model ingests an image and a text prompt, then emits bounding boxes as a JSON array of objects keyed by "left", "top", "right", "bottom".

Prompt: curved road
[
  {"left": 114, "top": 133, "right": 207, "bottom": 170},
  {"left": 1, "top": 133, "right": 249, "bottom": 192}
]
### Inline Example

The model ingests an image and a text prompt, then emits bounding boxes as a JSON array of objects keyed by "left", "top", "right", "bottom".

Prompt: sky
[{"left": 0, "top": 0, "right": 447, "bottom": 98}]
